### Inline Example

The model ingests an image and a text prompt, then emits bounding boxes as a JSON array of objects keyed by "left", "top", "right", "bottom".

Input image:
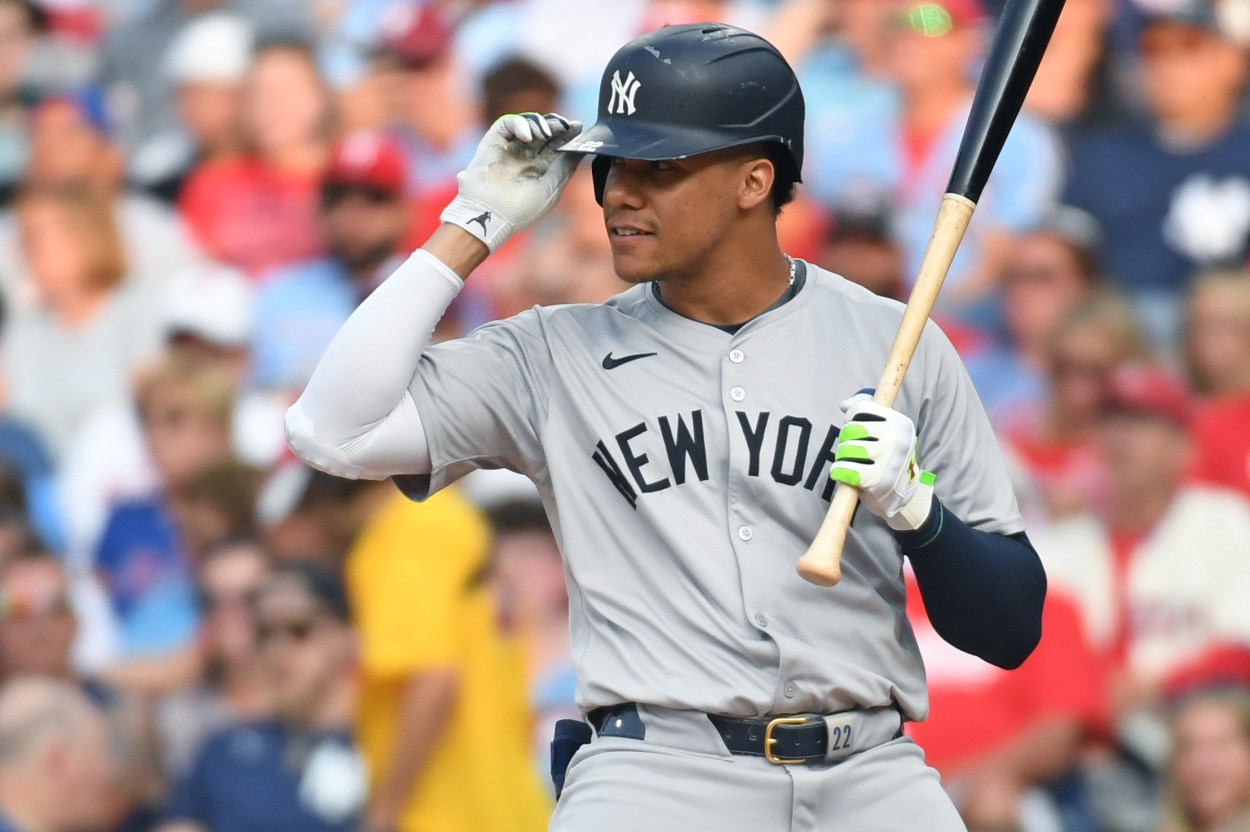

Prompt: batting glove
[
  {"left": 440, "top": 112, "right": 583, "bottom": 252},
  {"left": 829, "top": 390, "right": 936, "bottom": 532}
]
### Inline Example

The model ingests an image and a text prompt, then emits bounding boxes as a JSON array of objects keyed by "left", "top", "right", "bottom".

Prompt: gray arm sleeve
[{"left": 284, "top": 249, "right": 462, "bottom": 480}]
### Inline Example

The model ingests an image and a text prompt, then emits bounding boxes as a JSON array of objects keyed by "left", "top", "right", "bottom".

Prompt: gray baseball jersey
[{"left": 401, "top": 261, "right": 1022, "bottom": 721}]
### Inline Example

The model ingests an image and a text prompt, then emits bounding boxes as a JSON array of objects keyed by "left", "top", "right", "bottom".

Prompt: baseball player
[{"left": 287, "top": 24, "right": 1047, "bottom": 832}]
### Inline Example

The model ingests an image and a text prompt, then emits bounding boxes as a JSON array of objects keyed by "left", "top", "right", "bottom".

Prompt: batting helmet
[{"left": 558, "top": 23, "right": 805, "bottom": 204}]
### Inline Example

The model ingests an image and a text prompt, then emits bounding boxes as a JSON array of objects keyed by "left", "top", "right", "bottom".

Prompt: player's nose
[{"left": 601, "top": 164, "right": 646, "bottom": 212}]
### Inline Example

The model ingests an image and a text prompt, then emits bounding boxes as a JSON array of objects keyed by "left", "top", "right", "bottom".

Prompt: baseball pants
[{"left": 550, "top": 705, "right": 966, "bottom": 832}]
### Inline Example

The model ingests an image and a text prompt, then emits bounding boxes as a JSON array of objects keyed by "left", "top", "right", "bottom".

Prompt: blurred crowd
[{"left": 0, "top": 0, "right": 1247, "bottom": 830}]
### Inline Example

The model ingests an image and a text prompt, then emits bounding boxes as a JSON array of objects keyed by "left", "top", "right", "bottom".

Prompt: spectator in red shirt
[
  {"left": 907, "top": 573, "right": 1106, "bottom": 831},
  {"left": 1186, "top": 270, "right": 1250, "bottom": 499},
  {"left": 1003, "top": 291, "right": 1150, "bottom": 519},
  {"left": 179, "top": 38, "right": 331, "bottom": 280}
]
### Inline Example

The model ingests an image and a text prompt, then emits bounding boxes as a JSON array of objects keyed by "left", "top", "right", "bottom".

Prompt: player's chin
[{"left": 609, "top": 250, "right": 660, "bottom": 285}]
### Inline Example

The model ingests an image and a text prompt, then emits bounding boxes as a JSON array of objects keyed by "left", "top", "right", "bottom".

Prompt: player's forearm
[
  {"left": 900, "top": 497, "right": 1046, "bottom": 669},
  {"left": 285, "top": 244, "right": 467, "bottom": 479},
  {"left": 366, "top": 670, "right": 460, "bottom": 828}
]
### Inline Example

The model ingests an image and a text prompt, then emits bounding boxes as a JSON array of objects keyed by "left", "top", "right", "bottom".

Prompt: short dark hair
[{"left": 764, "top": 143, "right": 798, "bottom": 214}]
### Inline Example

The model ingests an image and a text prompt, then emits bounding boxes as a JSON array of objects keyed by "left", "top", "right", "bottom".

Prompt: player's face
[{"left": 600, "top": 150, "right": 762, "bottom": 284}]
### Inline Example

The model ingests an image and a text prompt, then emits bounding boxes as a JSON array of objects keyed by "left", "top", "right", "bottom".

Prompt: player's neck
[{"left": 657, "top": 239, "right": 792, "bottom": 326}]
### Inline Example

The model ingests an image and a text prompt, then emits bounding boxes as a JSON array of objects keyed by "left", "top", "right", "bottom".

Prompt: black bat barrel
[{"left": 946, "top": 0, "right": 1067, "bottom": 205}]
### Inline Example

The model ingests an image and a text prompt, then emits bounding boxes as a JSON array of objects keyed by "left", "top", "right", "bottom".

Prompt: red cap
[
  {"left": 324, "top": 131, "right": 408, "bottom": 194},
  {"left": 897, "top": 0, "right": 987, "bottom": 32},
  {"left": 1104, "top": 363, "right": 1194, "bottom": 426},
  {"left": 377, "top": 2, "right": 453, "bottom": 67}
]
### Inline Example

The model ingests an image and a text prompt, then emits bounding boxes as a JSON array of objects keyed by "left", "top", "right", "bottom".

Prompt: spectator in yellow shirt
[{"left": 257, "top": 465, "right": 551, "bottom": 832}]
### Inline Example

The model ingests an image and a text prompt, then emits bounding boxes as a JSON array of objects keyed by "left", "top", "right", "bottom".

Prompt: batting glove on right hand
[
  {"left": 441, "top": 112, "right": 583, "bottom": 252},
  {"left": 829, "top": 390, "right": 936, "bottom": 532}
]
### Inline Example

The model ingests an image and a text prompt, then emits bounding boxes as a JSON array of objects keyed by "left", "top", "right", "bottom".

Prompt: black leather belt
[{"left": 589, "top": 703, "right": 895, "bottom": 765}]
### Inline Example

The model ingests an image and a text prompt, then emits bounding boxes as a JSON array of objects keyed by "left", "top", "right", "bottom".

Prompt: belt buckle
[{"left": 763, "top": 716, "right": 810, "bottom": 765}]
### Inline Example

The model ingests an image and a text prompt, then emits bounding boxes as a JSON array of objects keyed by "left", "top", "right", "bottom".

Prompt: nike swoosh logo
[{"left": 602, "top": 351, "right": 658, "bottom": 370}]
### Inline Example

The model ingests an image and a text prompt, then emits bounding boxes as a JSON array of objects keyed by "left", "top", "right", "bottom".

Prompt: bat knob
[{"left": 796, "top": 556, "right": 841, "bottom": 587}]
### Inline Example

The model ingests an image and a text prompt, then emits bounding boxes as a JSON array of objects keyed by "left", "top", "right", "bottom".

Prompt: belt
[{"left": 588, "top": 703, "right": 903, "bottom": 766}]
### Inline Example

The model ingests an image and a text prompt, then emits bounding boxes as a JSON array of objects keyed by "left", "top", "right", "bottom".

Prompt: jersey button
[
  {"left": 729, "top": 349, "right": 745, "bottom": 364},
  {"left": 730, "top": 386, "right": 746, "bottom": 402},
  {"left": 754, "top": 613, "right": 768, "bottom": 628},
  {"left": 784, "top": 683, "right": 796, "bottom": 698},
  {"left": 737, "top": 526, "right": 753, "bottom": 541}
]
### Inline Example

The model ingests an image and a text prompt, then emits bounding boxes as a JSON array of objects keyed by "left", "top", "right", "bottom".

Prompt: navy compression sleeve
[{"left": 894, "top": 497, "right": 1046, "bottom": 670}]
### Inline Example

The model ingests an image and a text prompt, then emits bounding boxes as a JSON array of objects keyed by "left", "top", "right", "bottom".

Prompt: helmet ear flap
[{"left": 592, "top": 156, "right": 612, "bottom": 206}]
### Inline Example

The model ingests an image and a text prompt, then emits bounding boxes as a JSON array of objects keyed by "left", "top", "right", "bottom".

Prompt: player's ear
[{"left": 737, "top": 156, "right": 774, "bottom": 212}]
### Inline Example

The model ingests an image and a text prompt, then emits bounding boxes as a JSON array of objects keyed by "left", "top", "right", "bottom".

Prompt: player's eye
[{"left": 649, "top": 160, "right": 676, "bottom": 172}]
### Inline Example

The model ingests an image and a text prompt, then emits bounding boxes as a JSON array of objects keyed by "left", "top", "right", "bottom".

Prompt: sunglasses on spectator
[
  {"left": 1141, "top": 26, "right": 1214, "bottom": 59},
  {"left": 1053, "top": 357, "right": 1113, "bottom": 380},
  {"left": 320, "top": 183, "right": 400, "bottom": 206},
  {"left": 0, "top": 590, "right": 72, "bottom": 622},
  {"left": 256, "top": 616, "right": 325, "bottom": 646},
  {"left": 196, "top": 588, "right": 260, "bottom": 614}
]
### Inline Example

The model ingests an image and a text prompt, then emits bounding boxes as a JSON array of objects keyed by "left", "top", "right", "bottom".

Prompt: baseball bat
[{"left": 797, "top": 0, "right": 1067, "bottom": 587}]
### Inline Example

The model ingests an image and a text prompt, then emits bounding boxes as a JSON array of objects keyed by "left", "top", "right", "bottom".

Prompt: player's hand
[
  {"left": 440, "top": 113, "right": 583, "bottom": 252},
  {"left": 829, "top": 390, "right": 935, "bottom": 531}
]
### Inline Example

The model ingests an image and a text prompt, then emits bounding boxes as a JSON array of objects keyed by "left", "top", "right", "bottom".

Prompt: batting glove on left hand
[
  {"left": 441, "top": 112, "right": 583, "bottom": 252},
  {"left": 829, "top": 390, "right": 936, "bottom": 532}
]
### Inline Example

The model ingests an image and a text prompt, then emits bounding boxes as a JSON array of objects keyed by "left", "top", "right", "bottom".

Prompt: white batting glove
[
  {"left": 440, "top": 112, "right": 583, "bottom": 252},
  {"left": 829, "top": 390, "right": 936, "bottom": 532}
]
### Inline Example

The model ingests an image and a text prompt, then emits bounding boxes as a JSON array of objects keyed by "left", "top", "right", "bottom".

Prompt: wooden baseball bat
[{"left": 797, "top": 0, "right": 1067, "bottom": 587}]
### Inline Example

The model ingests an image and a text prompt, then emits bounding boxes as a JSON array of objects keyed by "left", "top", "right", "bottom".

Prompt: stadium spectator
[
  {"left": 0, "top": 677, "right": 114, "bottom": 832},
  {"left": 178, "top": 38, "right": 330, "bottom": 279},
  {"left": 160, "top": 563, "right": 366, "bottom": 832},
  {"left": 1035, "top": 364, "right": 1250, "bottom": 720},
  {"left": 250, "top": 131, "right": 410, "bottom": 392},
  {"left": 98, "top": 0, "right": 315, "bottom": 156},
  {"left": 0, "top": 0, "right": 45, "bottom": 201},
  {"left": 3, "top": 185, "right": 163, "bottom": 458},
  {"left": 804, "top": 0, "right": 1061, "bottom": 324},
  {"left": 907, "top": 575, "right": 1107, "bottom": 831},
  {"left": 373, "top": 4, "right": 475, "bottom": 220},
  {"left": 1002, "top": 292, "right": 1150, "bottom": 519},
  {"left": 1162, "top": 687, "right": 1250, "bottom": 832},
  {"left": 0, "top": 552, "right": 165, "bottom": 830},
  {"left": 966, "top": 206, "right": 1104, "bottom": 421},
  {"left": 58, "top": 262, "right": 285, "bottom": 567},
  {"left": 485, "top": 496, "right": 577, "bottom": 781},
  {"left": 815, "top": 190, "right": 904, "bottom": 299},
  {"left": 0, "top": 94, "right": 202, "bottom": 302},
  {"left": 1063, "top": 2, "right": 1250, "bottom": 348},
  {"left": 1024, "top": 0, "right": 1119, "bottom": 128},
  {"left": 257, "top": 467, "right": 550, "bottom": 832},
  {"left": 157, "top": 539, "right": 272, "bottom": 779},
  {"left": 92, "top": 358, "right": 235, "bottom": 663},
  {"left": 480, "top": 56, "right": 560, "bottom": 126},
  {"left": 1188, "top": 271, "right": 1250, "bottom": 499},
  {"left": 130, "top": 13, "right": 252, "bottom": 204}
]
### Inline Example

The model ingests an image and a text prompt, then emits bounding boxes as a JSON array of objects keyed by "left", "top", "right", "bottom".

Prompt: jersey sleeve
[
  {"left": 401, "top": 309, "right": 553, "bottom": 500},
  {"left": 913, "top": 321, "right": 1026, "bottom": 536}
]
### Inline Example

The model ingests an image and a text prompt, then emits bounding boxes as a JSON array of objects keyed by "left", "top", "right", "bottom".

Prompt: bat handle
[
  {"left": 796, "top": 194, "right": 977, "bottom": 587},
  {"left": 796, "top": 483, "right": 859, "bottom": 586}
]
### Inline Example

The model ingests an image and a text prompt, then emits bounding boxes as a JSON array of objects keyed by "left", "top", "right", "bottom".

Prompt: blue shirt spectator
[
  {"left": 1064, "top": 120, "right": 1250, "bottom": 295},
  {"left": 165, "top": 722, "right": 365, "bottom": 832},
  {"left": 94, "top": 497, "right": 198, "bottom": 657},
  {"left": 250, "top": 259, "right": 359, "bottom": 391}
]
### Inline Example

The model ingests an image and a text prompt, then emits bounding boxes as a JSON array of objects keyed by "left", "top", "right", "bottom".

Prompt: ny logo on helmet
[{"left": 608, "top": 70, "right": 641, "bottom": 116}]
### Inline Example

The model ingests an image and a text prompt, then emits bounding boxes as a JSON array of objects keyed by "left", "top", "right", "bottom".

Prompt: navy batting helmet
[{"left": 558, "top": 23, "right": 805, "bottom": 204}]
